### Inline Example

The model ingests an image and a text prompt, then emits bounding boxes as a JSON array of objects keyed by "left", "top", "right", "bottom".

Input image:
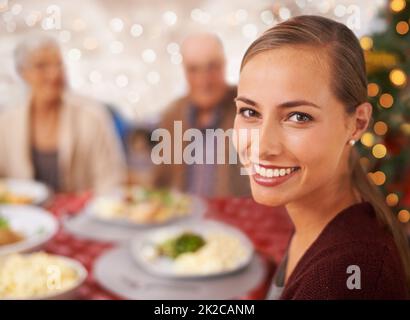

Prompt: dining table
[{"left": 42, "top": 192, "right": 293, "bottom": 300}]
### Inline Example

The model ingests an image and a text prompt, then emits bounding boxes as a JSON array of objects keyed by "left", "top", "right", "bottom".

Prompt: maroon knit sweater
[{"left": 280, "top": 202, "right": 409, "bottom": 300}]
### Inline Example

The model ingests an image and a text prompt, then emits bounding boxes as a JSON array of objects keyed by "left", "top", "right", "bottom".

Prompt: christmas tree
[{"left": 359, "top": 0, "right": 410, "bottom": 225}]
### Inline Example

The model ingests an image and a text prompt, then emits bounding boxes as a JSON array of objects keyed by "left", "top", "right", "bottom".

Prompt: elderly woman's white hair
[{"left": 14, "top": 34, "right": 61, "bottom": 76}]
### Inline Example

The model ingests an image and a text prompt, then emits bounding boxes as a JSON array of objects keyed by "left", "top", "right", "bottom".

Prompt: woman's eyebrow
[
  {"left": 235, "top": 96, "right": 321, "bottom": 109},
  {"left": 278, "top": 100, "right": 321, "bottom": 109},
  {"left": 235, "top": 96, "right": 258, "bottom": 106}
]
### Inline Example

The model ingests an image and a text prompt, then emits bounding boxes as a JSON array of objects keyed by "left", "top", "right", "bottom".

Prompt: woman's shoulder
[
  {"left": 282, "top": 240, "right": 408, "bottom": 299},
  {"left": 64, "top": 93, "right": 112, "bottom": 125},
  {"left": 281, "top": 202, "right": 409, "bottom": 299},
  {"left": 0, "top": 105, "right": 25, "bottom": 121}
]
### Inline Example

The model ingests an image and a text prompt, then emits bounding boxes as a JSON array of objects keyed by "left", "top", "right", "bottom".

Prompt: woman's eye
[
  {"left": 287, "top": 112, "right": 313, "bottom": 123},
  {"left": 239, "top": 107, "right": 260, "bottom": 119}
]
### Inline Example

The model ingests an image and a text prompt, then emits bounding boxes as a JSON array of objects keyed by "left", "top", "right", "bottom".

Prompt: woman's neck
[
  {"left": 286, "top": 174, "right": 360, "bottom": 245},
  {"left": 31, "top": 97, "right": 61, "bottom": 118}
]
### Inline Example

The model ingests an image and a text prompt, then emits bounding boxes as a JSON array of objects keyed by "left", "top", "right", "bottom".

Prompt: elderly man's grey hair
[{"left": 14, "top": 34, "right": 60, "bottom": 75}]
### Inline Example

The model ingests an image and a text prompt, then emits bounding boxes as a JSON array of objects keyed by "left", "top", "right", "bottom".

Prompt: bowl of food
[
  {"left": 0, "top": 205, "right": 58, "bottom": 256},
  {"left": 85, "top": 186, "right": 205, "bottom": 227},
  {"left": 0, "top": 252, "right": 87, "bottom": 300},
  {"left": 0, "top": 179, "right": 50, "bottom": 205},
  {"left": 130, "top": 220, "right": 254, "bottom": 279}
]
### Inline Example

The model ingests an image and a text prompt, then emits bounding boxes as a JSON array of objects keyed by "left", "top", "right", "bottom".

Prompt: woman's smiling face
[{"left": 234, "top": 46, "right": 357, "bottom": 207}]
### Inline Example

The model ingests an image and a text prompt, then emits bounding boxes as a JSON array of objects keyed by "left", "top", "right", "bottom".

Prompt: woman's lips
[{"left": 252, "top": 164, "right": 300, "bottom": 187}]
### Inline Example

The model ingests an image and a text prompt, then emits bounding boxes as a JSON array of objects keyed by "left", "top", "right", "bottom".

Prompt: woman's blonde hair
[{"left": 241, "top": 15, "right": 410, "bottom": 289}]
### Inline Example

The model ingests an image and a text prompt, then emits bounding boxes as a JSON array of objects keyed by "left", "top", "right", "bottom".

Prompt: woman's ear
[{"left": 350, "top": 102, "right": 373, "bottom": 141}]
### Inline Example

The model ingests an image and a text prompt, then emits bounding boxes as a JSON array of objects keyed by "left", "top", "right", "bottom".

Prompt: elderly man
[{"left": 155, "top": 33, "right": 250, "bottom": 197}]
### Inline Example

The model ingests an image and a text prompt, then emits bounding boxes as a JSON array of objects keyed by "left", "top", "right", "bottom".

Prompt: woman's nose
[{"left": 252, "top": 122, "right": 283, "bottom": 161}]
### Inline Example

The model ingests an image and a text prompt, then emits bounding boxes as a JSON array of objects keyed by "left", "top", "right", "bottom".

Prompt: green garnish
[
  {"left": 158, "top": 232, "right": 206, "bottom": 259},
  {"left": 0, "top": 216, "right": 9, "bottom": 229}
]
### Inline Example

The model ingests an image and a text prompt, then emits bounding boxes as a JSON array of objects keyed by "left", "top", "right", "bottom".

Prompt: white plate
[
  {"left": 0, "top": 254, "right": 87, "bottom": 300},
  {"left": 130, "top": 220, "right": 254, "bottom": 279},
  {"left": 0, "top": 205, "right": 58, "bottom": 256},
  {"left": 0, "top": 179, "right": 50, "bottom": 205},
  {"left": 85, "top": 191, "right": 207, "bottom": 228}
]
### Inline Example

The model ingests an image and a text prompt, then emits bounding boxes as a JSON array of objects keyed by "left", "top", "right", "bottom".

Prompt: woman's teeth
[{"left": 253, "top": 164, "right": 298, "bottom": 178}]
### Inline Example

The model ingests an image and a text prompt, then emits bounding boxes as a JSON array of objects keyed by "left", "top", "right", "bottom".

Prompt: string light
[
  {"left": 372, "top": 144, "right": 387, "bottom": 159},
  {"left": 379, "top": 93, "right": 394, "bottom": 108},
  {"left": 367, "top": 83, "right": 379, "bottom": 97},
  {"left": 386, "top": 193, "right": 399, "bottom": 207},
  {"left": 260, "top": 10, "right": 274, "bottom": 25},
  {"left": 368, "top": 171, "right": 386, "bottom": 186},
  {"left": 110, "top": 41, "right": 124, "bottom": 54},
  {"left": 398, "top": 210, "right": 410, "bottom": 223},
  {"left": 166, "top": 42, "right": 180, "bottom": 55},
  {"left": 163, "top": 11, "right": 178, "bottom": 26},
  {"left": 110, "top": 18, "right": 124, "bottom": 33},
  {"left": 115, "top": 74, "right": 129, "bottom": 88},
  {"left": 68, "top": 48, "right": 81, "bottom": 61},
  {"left": 130, "top": 24, "right": 143, "bottom": 37},
  {"left": 396, "top": 21, "right": 409, "bottom": 35},
  {"left": 389, "top": 68, "right": 407, "bottom": 87},
  {"left": 400, "top": 123, "right": 410, "bottom": 135},
  {"left": 374, "top": 121, "right": 388, "bottom": 135},
  {"left": 390, "top": 0, "right": 406, "bottom": 12},
  {"left": 278, "top": 7, "right": 291, "bottom": 20},
  {"left": 361, "top": 132, "right": 375, "bottom": 147},
  {"left": 142, "top": 49, "right": 156, "bottom": 63},
  {"left": 360, "top": 36, "right": 373, "bottom": 50}
]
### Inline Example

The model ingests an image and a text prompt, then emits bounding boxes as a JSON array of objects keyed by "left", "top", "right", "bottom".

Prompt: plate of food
[
  {"left": 0, "top": 252, "right": 87, "bottom": 300},
  {"left": 0, "top": 179, "right": 50, "bottom": 205},
  {"left": 0, "top": 205, "right": 58, "bottom": 256},
  {"left": 85, "top": 186, "right": 206, "bottom": 227},
  {"left": 130, "top": 220, "right": 254, "bottom": 279}
]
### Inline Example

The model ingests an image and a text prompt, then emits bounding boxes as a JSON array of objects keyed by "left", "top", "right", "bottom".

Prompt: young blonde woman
[{"left": 234, "top": 15, "right": 409, "bottom": 299}]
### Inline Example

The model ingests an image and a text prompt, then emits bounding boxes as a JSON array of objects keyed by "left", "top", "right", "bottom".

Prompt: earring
[{"left": 349, "top": 139, "right": 356, "bottom": 146}]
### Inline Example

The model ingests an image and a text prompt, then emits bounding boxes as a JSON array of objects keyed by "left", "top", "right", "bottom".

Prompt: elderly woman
[{"left": 0, "top": 35, "right": 126, "bottom": 194}]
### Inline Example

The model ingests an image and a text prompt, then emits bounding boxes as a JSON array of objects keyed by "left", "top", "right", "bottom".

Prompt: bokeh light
[
  {"left": 360, "top": 36, "right": 373, "bottom": 50},
  {"left": 390, "top": 0, "right": 406, "bottom": 12},
  {"left": 379, "top": 93, "right": 394, "bottom": 108},
  {"left": 367, "top": 83, "right": 380, "bottom": 97},
  {"left": 386, "top": 193, "right": 399, "bottom": 207},
  {"left": 361, "top": 132, "right": 375, "bottom": 147},
  {"left": 372, "top": 144, "right": 387, "bottom": 158},
  {"left": 374, "top": 121, "right": 388, "bottom": 135},
  {"left": 389, "top": 68, "right": 407, "bottom": 87},
  {"left": 396, "top": 21, "right": 409, "bottom": 34},
  {"left": 368, "top": 171, "right": 386, "bottom": 186},
  {"left": 398, "top": 210, "right": 410, "bottom": 223}
]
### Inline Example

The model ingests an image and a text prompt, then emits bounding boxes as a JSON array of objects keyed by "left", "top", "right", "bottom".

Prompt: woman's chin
[{"left": 251, "top": 190, "right": 287, "bottom": 207}]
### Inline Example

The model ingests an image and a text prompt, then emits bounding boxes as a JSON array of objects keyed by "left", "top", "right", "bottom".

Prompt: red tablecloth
[{"left": 43, "top": 193, "right": 293, "bottom": 300}]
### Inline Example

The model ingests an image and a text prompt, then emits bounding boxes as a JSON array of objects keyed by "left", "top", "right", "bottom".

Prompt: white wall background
[{"left": 0, "top": 0, "right": 387, "bottom": 123}]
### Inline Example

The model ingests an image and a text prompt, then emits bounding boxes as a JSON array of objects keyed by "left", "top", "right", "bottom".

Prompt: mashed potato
[
  {"left": 0, "top": 252, "right": 79, "bottom": 299},
  {"left": 173, "top": 232, "right": 249, "bottom": 275}
]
